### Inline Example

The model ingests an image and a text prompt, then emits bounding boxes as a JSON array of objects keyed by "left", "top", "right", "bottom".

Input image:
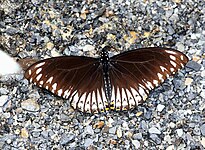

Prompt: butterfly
[{"left": 24, "top": 46, "right": 188, "bottom": 113}]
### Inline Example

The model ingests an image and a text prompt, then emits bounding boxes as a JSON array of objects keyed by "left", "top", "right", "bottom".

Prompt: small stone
[
  {"left": 186, "top": 61, "right": 201, "bottom": 71},
  {"left": 109, "top": 126, "right": 117, "bottom": 134},
  {"left": 46, "top": 42, "right": 54, "bottom": 50},
  {"left": 200, "top": 124, "right": 205, "bottom": 136},
  {"left": 176, "top": 42, "right": 185, "bottom": 51},
  {"left": 110, "top": 139, "right": 117, "bottom": 145},
  {"left": 21, "top": 99, "right": 40, "bottom": 112},
  {"left": 150, "top": 134, "right": 161, "bottom": 144},
  {"left": 157, "top": 104, "right": 165, "bottom": 112},
  {"left": 51, "top": 49, "right": 61, "bottom": 57},
  {"left": 83, "top": 45, "right": 95, "bottom": 52},
  {"left": 133, "top": 133, "right": 143, "bottom": 140},
  {"left": 84, "top": 138, "right": 93, "bottom": 148},
  {"left": 136, "top": 111, "right": 143, "bottom": 117},
  {"left": 185, "top": 78, "right": 193, "bottom": 85},
  {"left": 201, "top": 70, "right": 205, "bottom": 77},
  {"left": 148, "top": 127, "right": 161, "bottom": 134},
  {"left": 116, "top": 126, "right": 122, "bottom": 138},
  {"left": 201, "top": 137, "right": 205, "bottom": 148},
  {"left": 176, "top": 129, "right": 183, "bottom": 137},
  {"left": 132, "top": 140, "right": 140, "bottom": 149},
  {"left": 60, "top": 134, "right": 75, "bottom": 145},
  {"left": 93, "top": 121, "right": 104, "bottom": 129},
  {"left": 21, "top": 128, "right": 29, "bottom": 138},
  {"left": 0, "top": 95, "right": 9, "bottom": 107},
  {"left": 85, "top": 125, "right": 94, "bottom": 136},
  {"left": 166, "top": 145, "right": 175, "bottom": 150}
]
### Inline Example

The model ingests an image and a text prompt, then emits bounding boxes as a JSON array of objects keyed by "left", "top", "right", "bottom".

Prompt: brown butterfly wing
[
  {"left": 109, "top": 47, "right": 188, "bottom": 111},
  {"left": 24, "top": 56, "right": 108, "bottom": 113}
]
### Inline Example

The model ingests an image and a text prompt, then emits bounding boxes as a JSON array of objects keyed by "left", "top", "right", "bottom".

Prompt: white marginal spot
[
  {"left": 101, "top": 88, "right": 107, "bottom": 103},
  {"left": 28, "top": 70, "right": 32, "bottom": 75},
  {"left": 180, "top": 55, "right": 184, "bottom": 60},
  {"left": 126, "top": 89, "right": 136, "bottom": 107},
  {"left": 96, "top": 89, "right": 104, "bottom": 111},
  {"left": 45, "top": 85, "right": 49, "bottom": 90},
  {"left": 130, "top": 87, "right": 138, "bottom": 97},
  {"left": 157, "top": 73, "right": 163, "bottom": 80},
  {"left": 170, "top": 55, "right": 176, "bottom": 61},
  {"left": 46, "top": 76, "right": 53, "bottom": 83},
  {"left": 36, "top": 74, "right": 42, "bottom": 81},
  {"left": 39, "top": 80, "right": 44, "bottom": 85},
  {"left": 153, "top": 80, "right": 159, "bottom": 86},
  {"left": 147, "top": 81, "right": 154, "bottom": 89},
  {"left": 121, "top": 88, "right": 127, "bottom": 101},
  {"left": 170, "top": 68, "right": 175, "bottom": 72},
  {"left": 34, "top": 62, "right": 45, "bottom": 68},
  {"left": 180, "top": 63, "right": 184, "bottom": 67},
  {"left": 111, "top": 87, "right": 115, "bottom": 103},
  {"left": 30, "top": 77, "right": 33, "bottom": 83},
  {"left": 36, "top": 68, "right": 42, "bottom": 74},
  {"left": 34, "top": 82, "right": 37, "bottom": 85},
  {"left": 165, "top": 50, "right": 177, "bottom": 55},
  {"left": 116, "top": 87, "right": 121, "bottom": 101},
  {"left": 51, "top": 83, "right": 57, "bottom": 93},
  {"left": 138, "top": 87, "right": 145, "bottom": 97},
  {"left": 170, "top": 60, "right": 177, "bottom": 67},
  {"left": 63, "top": 89, "right": 70, "bottom": 99},
  {"left": 160, "top": 66, "right": 167, "bottom": 72},
  {"left": 57, "top": 89, "right": 63, "bottom": 96},
  {"left": 85, "top": 93, "right": 91, "bottom": 112}
]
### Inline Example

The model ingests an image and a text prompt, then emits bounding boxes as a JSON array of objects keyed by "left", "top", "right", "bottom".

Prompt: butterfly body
[{"left": 25, "top": 46, "right": 188, "bottom": 113}]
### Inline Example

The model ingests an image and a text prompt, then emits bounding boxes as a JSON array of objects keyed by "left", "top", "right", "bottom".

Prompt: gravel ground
[{"left": 0, "top": 0, "right": 205, "bottom": 149}]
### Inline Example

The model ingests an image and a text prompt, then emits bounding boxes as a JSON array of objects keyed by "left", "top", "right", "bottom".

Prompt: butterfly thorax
[{"left": 100, "top": 46, "right": 112, "bottom": 105}]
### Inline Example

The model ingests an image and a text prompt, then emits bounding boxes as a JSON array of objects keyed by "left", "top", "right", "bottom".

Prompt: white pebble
[
  {"left": 83, "top": 45, "right": 95, "bottom": 52},
  {"left": 157, "top": 104, "right": 165, "bottom": 112},
  {"left": 176, "top": 129, "right": 183, "bottom": 137},
  {"left": 0, "top": 50, "right": 22, "bottom": 76},
  {"left": 148, "top": 127, "right": 161, "bottom": 134},
  {"left": 0, "top": 95, "right": 9, "bottom": 107}
]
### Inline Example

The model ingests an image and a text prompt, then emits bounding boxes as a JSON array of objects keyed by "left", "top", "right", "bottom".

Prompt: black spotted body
[{"left": 24, "top": 46, "right": 188, "bottom": 113}]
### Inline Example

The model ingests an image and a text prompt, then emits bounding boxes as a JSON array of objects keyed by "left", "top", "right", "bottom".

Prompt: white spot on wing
[
  {"left": 160, "top": 66, "right": 167, "bottom": 72},
  {"left": 36, "top": 68, "right": 42, "bottom": 74},
  {"left": 165, "top": 50, "right": 177, "bottom": 55},
  {"left": 153, "top": 80, "right": 158, "bottom": 86},
  {"left": 170, "top": 61, "right": 177, "bottom": 67},
  {"left": 170, "top": 55, "right": 176, "bottom": 60},
  {"left": 180, "top": 55, "right": 184, "bottom": 60},
  {"left": 35, "top": 62, "right": 45, "bottom": 68},
  {"left": 36, "top": 74, "right": 42, "bottom": 81},
  {"left": 157, "top": 73, "right": 164, "bottom": 82},
  {"left": 30, "top": 77, "right": 33, "bottom": 83},
  {"left": 57, "top": 89, "right": 63, "bottom": 96},
  {"left": 63, "top": 89, "right": 70, "bottom": 99},
  {"left": 170, "top": 68, "right": 175, "bottom": 72},
  {"left": 51, "top": 83, "right": 57, "bottom": 93},
  {"left": 46, "top": 76, "right": 53, "bottom": 83},
  {"left": 39, "top": 80, "right": 44, "bottom": 85},
  {"left": 28, "top": 70, "right": 32, "bottom": 75}
]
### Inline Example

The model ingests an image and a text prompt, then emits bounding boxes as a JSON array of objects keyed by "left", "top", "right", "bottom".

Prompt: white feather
[{"left": 0, "top": 50, "right": 21, "bottom": 76}]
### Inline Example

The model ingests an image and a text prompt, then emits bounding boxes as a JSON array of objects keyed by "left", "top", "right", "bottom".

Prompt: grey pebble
[
  {"left": 84, "top": 138, "right": 93, "bottom": 148},
  {"left": 109, "top": 126, "right": 117, "bottom": 134},
  {"left": 60, "top": 134, "right": 75, "bottom": 145},
  {"left": 200, "top": 124, "right": 205, "bottom": 136},
  {"left": 150, "top": 134, "right": 161, "bottom": 144},
  {"left": 148, "top": 127, "right": 161, "bottom": 134},
  {"left": 85, "top": 125, "right": 94, "bottom": 136},
  {"left": 133, "top": 133, "right": 143, "bottom": 140},
  {"left": 186, "top": 61, "right": 201, "bottom": 71}
]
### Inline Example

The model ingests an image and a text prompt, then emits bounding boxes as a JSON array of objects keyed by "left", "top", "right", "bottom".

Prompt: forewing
[
  {"left": 109, "top": 47, "right": 188, "bottom": 111},
  {"left": 24, "top": 56, "right": 108, "bottom": 113}
]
